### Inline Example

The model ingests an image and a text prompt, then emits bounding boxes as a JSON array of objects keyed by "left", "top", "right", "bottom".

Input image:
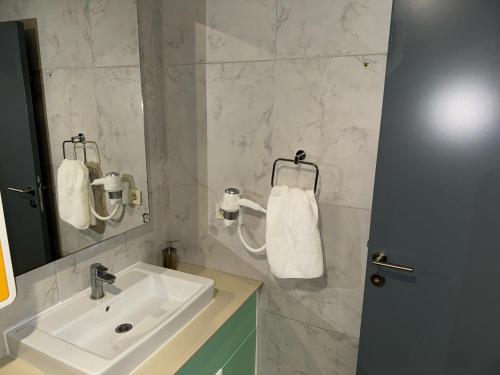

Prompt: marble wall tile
[
  {"left": 89, "top": 0, "right": 140, "bottom": 67},
  {"left": 94, "top": 66, "right": 148, "bottom": 180},
  {"left": 267, "top": 312, "right": 359, "bottom": 375},
  {"left": 164, "top": 64, "right": 206, "bottom": 186},
  {"left": 43, "top": 68, "right": 98, "bottom": 166},
  {"left": 161, "top": 0, "right": 206, "bottom": 65},
  {"left": 125, "top": 220, "right": 163, "bottom": 267},
  {"left": 276, "top": 0, "right": 392, "bottom": 59},
  {"left": 272, "top": 55, "right": 387, "bottom": 209},
  {"left": 17, "top": 0, "right": 93, "bottom": 69},
  {"left": 192, "top": 232, "right": 270, "bottom": 287},
  {"left": 165, "top": 183, "right": 200, "bottom": 254},
  {"left": 203, "top": 0, "right": 275, "bottom": 63},
  {"left": 58, "top": 219, "right": 88, "bottom": 257},
  {"left": 206, "top": 61, "right": 275, "bottom": 194},
  {"left": 54, "top": 234, "right": 127, "bottom": 301},
  {"left": 0, "top": 263, "right": 59, "bottom": 357},
  {"left": 196, "top": 233, "right": 270, "bottom": 311},
  {"left": 162, "top": 0, "right": 276, "bottom": 64},
  {"left": 0, "top": 1, "right": 22, "bottom": 22},
  {"left": 268, "top": 204, "right": 370, "bottom": 339}
]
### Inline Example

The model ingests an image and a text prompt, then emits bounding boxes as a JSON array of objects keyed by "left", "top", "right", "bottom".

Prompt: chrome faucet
[{"left": 90, "top": 263, "right": 116, "bottom": 299}]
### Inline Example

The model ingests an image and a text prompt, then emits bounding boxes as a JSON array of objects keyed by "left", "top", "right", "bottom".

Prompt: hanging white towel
[
  {"left": 57, "top": 159, "right": 93, "bottom": 230},
  {"left": 266, "top": 185, "right": 323, "bottom": 279}
]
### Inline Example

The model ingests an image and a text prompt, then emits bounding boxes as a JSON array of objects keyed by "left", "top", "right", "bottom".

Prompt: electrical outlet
[{"left": 129, "top": 189, "right": 142, "bottom": 205}]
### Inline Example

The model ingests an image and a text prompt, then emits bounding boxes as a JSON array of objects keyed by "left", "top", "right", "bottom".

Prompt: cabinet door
[
  {"left": 222, "top": 329, "right": 256, "bottom": 375},
  {"left": 178, "top": 294, "right": 256, "bottom": 375}
]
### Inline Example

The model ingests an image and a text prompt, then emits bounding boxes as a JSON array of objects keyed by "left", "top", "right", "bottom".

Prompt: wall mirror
[{"left": 0, "top": 0, "right": 149, "bottom": 275}]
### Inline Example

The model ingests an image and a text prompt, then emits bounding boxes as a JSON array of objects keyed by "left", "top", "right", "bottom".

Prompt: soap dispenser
[{"left": 163, "top": 240, "right": 179, "bottom": 270}]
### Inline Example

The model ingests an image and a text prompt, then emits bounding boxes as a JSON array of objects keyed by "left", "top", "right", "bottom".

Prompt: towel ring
[
  {"left": 271, "top": 150, "right": 320, "bottom": 193},
  {"left": 62, "top": 133, "right": 101, "bottom": 164}
]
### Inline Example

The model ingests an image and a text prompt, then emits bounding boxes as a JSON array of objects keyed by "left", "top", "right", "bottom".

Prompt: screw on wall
[{"left": 363, "top": 59, "right": 371, "bottom": 68}]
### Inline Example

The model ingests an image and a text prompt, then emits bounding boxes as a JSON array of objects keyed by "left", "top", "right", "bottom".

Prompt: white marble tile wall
[
  {"left": 0, "top": 0, "right": 149, "bottom": 256},
  {"left": 275, "top": 0, "right": 392, "bottom": 58},
  {"left": 0, "top": 0, "right": 166, "bottom": 359},
  {"left": 89, "top": 0, "right": 140, "bottom": 67},
  {"left": 162, "top": 0, "right": 392, "bottom": 374}
]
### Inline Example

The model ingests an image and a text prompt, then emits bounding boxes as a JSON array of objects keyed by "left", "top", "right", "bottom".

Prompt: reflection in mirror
[{"left": 0, "top": 0, "right": 149, "bottom": 275}]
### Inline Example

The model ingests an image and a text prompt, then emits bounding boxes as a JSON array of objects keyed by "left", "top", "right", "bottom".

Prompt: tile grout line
[
  {"left": 266, "top": 310, "right": 360, "bottom": 342},
  {"left": 166, "top": 52, "right": 388, "bottom": 67},
  {"left": 36, "top": 64, "right": 141, "bottom": 72},
  {"left": 167, "top": 180, "right": 372, "bottom": 212}
]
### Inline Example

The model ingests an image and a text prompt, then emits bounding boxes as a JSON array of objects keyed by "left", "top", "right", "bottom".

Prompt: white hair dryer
[
  {"left": 219, "top": 188, "right": 267, "bottom": 253},
  {"left": 90, "top": 172, "right": 123, "bottom": 220},
  {"left": 91, "top": 172, "right": 123, "bottom": 205}
]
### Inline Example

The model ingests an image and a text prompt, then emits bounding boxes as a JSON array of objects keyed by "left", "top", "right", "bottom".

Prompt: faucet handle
[{"left": 90, "top": 263, "right": 108, "bottom": 273}]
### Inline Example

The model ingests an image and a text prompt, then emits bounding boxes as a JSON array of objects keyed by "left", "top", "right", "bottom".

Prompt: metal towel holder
[
  {"left": 271, "top": 150, "right": 320, "bottom": 193},
  {"left": 62, "top": 133, "right": 101, "bottom": 164}
]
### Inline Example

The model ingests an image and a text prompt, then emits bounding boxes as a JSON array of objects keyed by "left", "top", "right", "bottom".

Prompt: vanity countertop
[{"left": 0, "top": 263, "right": 262, "bottom": 375}]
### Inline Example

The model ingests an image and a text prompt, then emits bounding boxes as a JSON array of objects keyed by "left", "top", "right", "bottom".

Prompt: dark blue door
[
  {"left": 0, "top": 22, "right": 54, "bottom": 275},
  {"left": 358, "top": 1, "right": 500, "bottom": 374}
]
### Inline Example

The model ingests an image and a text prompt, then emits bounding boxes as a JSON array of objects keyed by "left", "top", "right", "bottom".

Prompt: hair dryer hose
[
  {"left": 237, "top": 224, "right": 266, "bottom": 254},
  {"left": 90, "top": 202, "right": 121, "bottom": 221}
]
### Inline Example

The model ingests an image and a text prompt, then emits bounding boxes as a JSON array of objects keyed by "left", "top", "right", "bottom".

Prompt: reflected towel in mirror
[{"left": 57, "top": 159, "right": 94, "bottom": 230}]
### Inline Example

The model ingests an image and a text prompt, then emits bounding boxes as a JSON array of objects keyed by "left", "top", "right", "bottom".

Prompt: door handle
[
  {"left": 372, "top": 251, "right": 414, "bottom": 273},
  {"left": 7, "top": 187, "right": 35, "bottom": 195}
]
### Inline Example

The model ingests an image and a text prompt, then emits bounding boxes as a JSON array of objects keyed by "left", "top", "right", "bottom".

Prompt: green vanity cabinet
[
  {"left": 177, "top": 293, "right": 257, "bottom": 375},
  {"left": 221, "top": 329, "right": 256, "bottom": 375}
]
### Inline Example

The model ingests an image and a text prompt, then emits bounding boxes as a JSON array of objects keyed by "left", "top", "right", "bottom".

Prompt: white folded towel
[
  {"left": 266, "top": 186, "right": 323, "bottom": 279},
  {"left": 57, "top": 159, "right": 94, "bottom": 230}
]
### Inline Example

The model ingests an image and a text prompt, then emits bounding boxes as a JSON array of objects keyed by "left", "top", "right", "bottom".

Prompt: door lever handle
[
  {"left": 7, "top": 187, "right": 35, "bottom": 195},
  {"left": 372, "top": 251, "right": 414, "bottom": 273}
]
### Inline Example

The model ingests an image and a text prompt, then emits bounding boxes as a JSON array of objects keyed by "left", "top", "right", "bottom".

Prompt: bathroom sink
[{"left": 5, "top": 262, "right": 214, "bottom": 375}]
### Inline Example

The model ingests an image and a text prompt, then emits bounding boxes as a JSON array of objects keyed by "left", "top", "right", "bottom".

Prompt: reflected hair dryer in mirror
[
  {"left": 91, "top": 172, "right": 122, "bottom": 205},
  {"left": 91, "top": 172, "right": 123, "bottom": 221}
]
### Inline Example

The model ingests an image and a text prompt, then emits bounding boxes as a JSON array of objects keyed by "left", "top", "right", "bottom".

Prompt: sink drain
[{"left": 115, "top": 323, "right": 133, "bottom": 333}]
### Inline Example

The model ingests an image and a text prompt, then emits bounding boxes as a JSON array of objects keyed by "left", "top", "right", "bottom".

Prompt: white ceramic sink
[{"left": 5, "top": 262, "right": 214, "bottom": 375}]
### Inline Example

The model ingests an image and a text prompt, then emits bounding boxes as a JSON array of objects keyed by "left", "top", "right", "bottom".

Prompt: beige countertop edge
[{"left": 0, "top": 263, "right": 262, "bottom": 375}]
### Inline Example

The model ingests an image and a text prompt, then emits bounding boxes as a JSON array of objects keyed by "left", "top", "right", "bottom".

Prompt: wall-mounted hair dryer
[
  {"left": 219, "top": 187, "right": 267, "bottom": 253},
  {"left": 91, "top": 172, "right": 123, "bottom": 205},
  {"left": 90, "top": 172, "right": 123, "bottom": 221},
  {"left": 220, "top": 188, "right": 241, "bottom": 226}
]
